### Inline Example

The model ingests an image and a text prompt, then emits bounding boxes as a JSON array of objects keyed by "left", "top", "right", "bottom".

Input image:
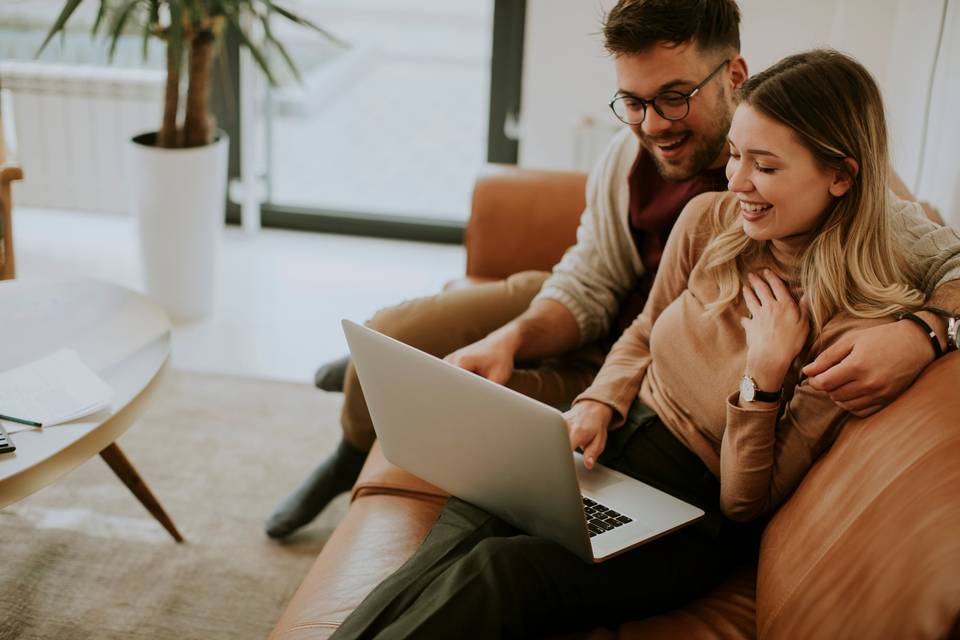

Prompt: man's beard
[{"left": 637, "top": 103, "right": 732, "bottom": 183}]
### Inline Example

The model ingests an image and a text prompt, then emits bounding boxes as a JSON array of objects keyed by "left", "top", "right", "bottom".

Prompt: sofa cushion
[
  {"left": 757, "top": 353, "right": 960, "bottom": 638},
  {"left": 269, "top": 494, "right": 445, "bottom": 640}
]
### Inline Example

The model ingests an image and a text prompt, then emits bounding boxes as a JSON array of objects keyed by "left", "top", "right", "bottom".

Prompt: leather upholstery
[
  {"left": 270, "top": 168, "right": 960, "bottom": 639},
  {"left": 757, "top": 352, "right": 960, "bottom": 639},
  {"left": 465, "top": 165, "right": 586, "bottom": 279},
  {"left": 270, "top": 494, "right": 444, "bottom": 640}
]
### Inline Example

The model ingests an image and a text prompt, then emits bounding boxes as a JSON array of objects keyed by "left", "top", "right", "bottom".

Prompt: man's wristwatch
[
  {"left": 739, "top": 376, "right": 783, "bottom": 403},
  {"left": 922, "top": 307, "right": 960, "bottom": 353}
]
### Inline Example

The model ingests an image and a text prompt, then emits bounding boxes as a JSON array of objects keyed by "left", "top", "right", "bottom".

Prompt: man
[{"left": 267, "top": 0, "right": 960, "bottom": 540}]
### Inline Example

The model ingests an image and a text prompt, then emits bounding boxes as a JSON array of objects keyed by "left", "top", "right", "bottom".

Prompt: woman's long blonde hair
[{"left": 701, "top": 49, "right": 924, "bottom": 331}]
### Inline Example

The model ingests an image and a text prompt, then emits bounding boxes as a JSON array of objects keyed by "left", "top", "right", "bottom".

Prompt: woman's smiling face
[{"left": 726, "top": 103, "right": 852, "bottom": 243}]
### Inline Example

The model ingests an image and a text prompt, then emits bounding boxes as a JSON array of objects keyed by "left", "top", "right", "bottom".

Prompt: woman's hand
[
  {"left": 563, "top": 400, "right": 614, "bottom": 470},
  {"left": 741, "top": 269, "right": 809, "bottom": 390}
]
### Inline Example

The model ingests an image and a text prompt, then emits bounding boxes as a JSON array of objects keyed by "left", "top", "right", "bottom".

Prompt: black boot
[
  {"left": 314, "top": 355, "right": 350, "bottom": 392},
  {"left": 265, "top": 439, "right": 368, "bottom": 539}
]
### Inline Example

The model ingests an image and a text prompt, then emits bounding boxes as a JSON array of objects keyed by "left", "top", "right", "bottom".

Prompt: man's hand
[
  {"left": 802, "top": 320, "right": 937, "bottom": 416},
  {"left": 563, "top": 401, "right": 613, "bottom": 470},
  {"left": 444, "top": 330, "right": 518, "bottom": 386}
]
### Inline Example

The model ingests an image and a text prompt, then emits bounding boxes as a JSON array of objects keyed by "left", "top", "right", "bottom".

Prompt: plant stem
[
  {"left": 183, "top": 29, "right": 214, "bottom": 148},
  {"left": 159, "top": 36, "right": 181, "bottom": 148}
]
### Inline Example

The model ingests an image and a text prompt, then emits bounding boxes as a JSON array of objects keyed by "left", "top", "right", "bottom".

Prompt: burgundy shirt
[{"left": 613, "top": 147, "right": 728, "bottom": 335}]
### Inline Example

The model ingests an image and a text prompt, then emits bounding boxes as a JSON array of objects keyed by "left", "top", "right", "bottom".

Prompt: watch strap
[
  {"left": 752, "top": 386, "right": 782, "bottom": 402},
  {"left": 741, "top": 375, "right": 782, "bottom": 403},
  {"left": 897, "top": 311, "right": 943, "bottom": 359},
  {"left": 921, "top": 306, "right": 959, "bottom": 352}
]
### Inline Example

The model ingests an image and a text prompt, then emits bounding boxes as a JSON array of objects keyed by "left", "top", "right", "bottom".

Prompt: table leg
[{"left": 99, "top": 442, "right": 184, "bottom": 543}]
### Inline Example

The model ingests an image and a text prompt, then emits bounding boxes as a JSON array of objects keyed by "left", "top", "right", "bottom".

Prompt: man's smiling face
[{"left": 613, "top": 43, "right": 746, "bottom": 182}]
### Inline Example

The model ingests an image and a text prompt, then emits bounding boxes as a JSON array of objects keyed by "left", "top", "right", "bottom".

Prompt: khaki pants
[{"left": 341, "top": 271, "right": 608, "bottom": 450}]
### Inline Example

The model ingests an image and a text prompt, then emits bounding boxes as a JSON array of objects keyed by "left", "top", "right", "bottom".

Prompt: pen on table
[{"left": 0, "top": 414, "right": 43, "bottom": 428}]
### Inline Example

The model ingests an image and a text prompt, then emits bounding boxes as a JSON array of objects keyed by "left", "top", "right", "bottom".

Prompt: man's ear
[
  {"left": 829, "top": 157, "right": 859, "bottom": 197},
  {"left": 728, "top": 55, "right": 748, "bottom": 91}
]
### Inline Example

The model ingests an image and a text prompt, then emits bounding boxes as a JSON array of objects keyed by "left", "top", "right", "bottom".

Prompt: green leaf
[
  {"left": 92, "top": 1, "right": 108, "bottom": 37},
  {"left": 142, "top": 13, "right": 152, "bottom": 59},
  {"left": 168, "top": 0, "right": 185, "bottom": 74},
  {"left": 258, "top": 13, "right": 300, "bottom": 83},
  {"left": 108, "top": 0, "right": 144, "bottom": 61},
  {"left": 142, "top": 0, "right": 160, "bottom": 60},
  {"left": 268, "top": 2, "right": 348, "bottom": 48},
  {"left": 205, "top": 0, "right": 225, "bottom": 17},
  {"left": 37, "top": 0, "right": 85, "bottom": 57},
  {"left": 189, "top": 1, "right": 203, "bottom": 30},
  {"left": 225, "top": 10, "right": 277, "bottom": 86}
]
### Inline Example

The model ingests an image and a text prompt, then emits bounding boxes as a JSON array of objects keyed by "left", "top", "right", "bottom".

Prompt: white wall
[
  {"left": 518, "top": 0, "right": 958, "bottom": 226},
  {"left": 518, "top": 0, "right": 618, "bottom": 171}
]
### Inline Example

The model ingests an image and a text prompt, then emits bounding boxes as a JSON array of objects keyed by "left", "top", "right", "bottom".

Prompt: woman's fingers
[
  {"left": 762, "top": 269, "right": 794, "bottom": 304},
  {"left": 747, "top": 272, "right": 775, "bottom": 305},
  {"left": 742, "top": 281, "right": 760, "bottom": 315},
  {"left": 583, "top": 429, "right": 607, "bottom": 470}
]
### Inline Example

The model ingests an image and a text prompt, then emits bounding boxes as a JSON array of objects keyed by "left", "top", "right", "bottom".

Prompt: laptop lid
[
  {"left": 342, "top": 319, "right": 594, "bottom": 561},
  {"left": 343, "top": 320, "right": 706, "bottom": 563}
]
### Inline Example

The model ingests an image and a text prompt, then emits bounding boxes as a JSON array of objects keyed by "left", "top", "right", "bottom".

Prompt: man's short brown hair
[{"left": 603, "top": 0, "right": 741, "bottom": 56}]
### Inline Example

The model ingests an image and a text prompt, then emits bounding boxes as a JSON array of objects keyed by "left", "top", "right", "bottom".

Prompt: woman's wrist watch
[
  {"left": 921, "top": 307, "right": 960, "bottom": 353},
  {"left": 739, "top": 375, "right": 783, "bottom": 403}
]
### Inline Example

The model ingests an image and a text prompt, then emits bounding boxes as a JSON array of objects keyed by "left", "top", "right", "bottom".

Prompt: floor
[{"left": 13, "top": 206, "right": 466, "bottom": 383}]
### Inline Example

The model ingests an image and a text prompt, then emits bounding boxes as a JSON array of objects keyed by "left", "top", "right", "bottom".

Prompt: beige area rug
[{"left": 0, "top": 371, "right": 350, "bottom": 640}]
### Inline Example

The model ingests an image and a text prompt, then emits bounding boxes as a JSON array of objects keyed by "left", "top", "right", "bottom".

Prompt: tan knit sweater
[{"left": 574, "top": 190, "right": 948, "bottom": 522}]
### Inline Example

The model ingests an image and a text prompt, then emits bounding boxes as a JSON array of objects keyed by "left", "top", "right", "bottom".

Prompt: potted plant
[{"left": 40, "top": 1, "right": 340, "bottom": 319}]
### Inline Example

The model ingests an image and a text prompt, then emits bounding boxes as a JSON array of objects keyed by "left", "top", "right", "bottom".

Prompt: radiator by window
[{"left": 0, "top": 62, "right": 163, "bottom": 214}]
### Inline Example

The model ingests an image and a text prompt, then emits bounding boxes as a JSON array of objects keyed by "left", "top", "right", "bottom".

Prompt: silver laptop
[{"left": 342, "top": 320, "right": 704, "bottom": 563}]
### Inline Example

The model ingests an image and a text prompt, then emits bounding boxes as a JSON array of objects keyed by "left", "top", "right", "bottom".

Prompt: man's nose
[{"left": 640, "top": 107, "right": 674, "bottom": 137}]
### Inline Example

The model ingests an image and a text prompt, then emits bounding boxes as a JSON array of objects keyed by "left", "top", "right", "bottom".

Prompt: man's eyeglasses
[{"left": 609, "top": 59, "right": 730, "bottom": 125}]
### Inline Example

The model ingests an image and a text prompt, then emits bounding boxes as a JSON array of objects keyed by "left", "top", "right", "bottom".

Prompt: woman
[{"left": 332, "top": 49, "right": 927, "bottom": 639}]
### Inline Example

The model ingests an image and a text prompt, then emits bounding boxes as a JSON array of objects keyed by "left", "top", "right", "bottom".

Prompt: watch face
[{"left": 739, "top": 376, "right": 755, "bottom": 402}]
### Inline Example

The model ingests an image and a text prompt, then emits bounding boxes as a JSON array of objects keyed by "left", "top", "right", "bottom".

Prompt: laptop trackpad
[{"left": 574, "top": 453, "right": 628, "bottom": 492}]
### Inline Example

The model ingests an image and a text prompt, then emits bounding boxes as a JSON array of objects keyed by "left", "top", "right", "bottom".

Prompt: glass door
[{"left": 262, "top": 0, "right": 495, "bottom": 227}]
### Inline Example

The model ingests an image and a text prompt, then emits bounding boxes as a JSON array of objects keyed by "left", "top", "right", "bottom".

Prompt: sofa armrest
[
  {"left": 757, "top": 352, "right": 960, "bottom": 639},
  {"left": 465, "top": 165, "right": 587, "bottom": 279}
]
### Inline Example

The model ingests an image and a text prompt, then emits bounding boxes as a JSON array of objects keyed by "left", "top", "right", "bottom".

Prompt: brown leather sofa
[{"left": 271, "top": 167, "right": 960, "bottom": 639}]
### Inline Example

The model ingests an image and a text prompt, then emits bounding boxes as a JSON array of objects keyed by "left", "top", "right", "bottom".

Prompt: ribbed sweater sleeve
[{"left": 718, "top": 347, "right": 848, "bottom": 522}]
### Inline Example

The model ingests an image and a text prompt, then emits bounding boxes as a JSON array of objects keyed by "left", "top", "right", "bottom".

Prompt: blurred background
[{"left": 0, "top": 0, "right": 957, "bottom": 381}]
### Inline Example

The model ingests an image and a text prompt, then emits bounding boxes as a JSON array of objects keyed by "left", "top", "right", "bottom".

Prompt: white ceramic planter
[{"left": 127, "top": 131, "right": 229, "bottom": 321}]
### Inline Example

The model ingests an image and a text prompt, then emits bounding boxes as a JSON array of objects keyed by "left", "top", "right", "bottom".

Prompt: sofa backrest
[
  {"left": 756, "top": 353, "right": 960, "bottom": 638},
  {"left": 466, "top": 166, "right": 586, "bottom": 279}
]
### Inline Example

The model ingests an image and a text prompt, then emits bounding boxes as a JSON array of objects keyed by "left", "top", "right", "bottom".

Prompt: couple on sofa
[{"left": 270, "top": 0, "right": 960, "bottom": 636}]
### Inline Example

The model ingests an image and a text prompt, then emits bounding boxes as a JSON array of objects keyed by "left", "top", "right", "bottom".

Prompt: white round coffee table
[{"left": 0, "top": 278, "right": 183, "bottom": 541}]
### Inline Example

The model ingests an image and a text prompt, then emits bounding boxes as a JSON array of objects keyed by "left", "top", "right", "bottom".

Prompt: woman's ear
[{"left": 829, "top": 157, "right": 859, "bottom": 197}]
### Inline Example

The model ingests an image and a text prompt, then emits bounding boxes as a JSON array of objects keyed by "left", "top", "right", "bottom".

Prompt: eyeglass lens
[{"left": 611, "top": 92, "right": 689, "bottom": 125}]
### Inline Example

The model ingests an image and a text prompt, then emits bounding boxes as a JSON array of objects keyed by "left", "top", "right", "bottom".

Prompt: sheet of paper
[{"left": 0, "top": 349, "right": 113, "bottom": 430}]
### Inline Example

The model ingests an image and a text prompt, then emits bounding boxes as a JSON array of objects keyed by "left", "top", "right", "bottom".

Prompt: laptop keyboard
[{"left": 582, "top": 497, "right": 632, "bottom": 537}]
